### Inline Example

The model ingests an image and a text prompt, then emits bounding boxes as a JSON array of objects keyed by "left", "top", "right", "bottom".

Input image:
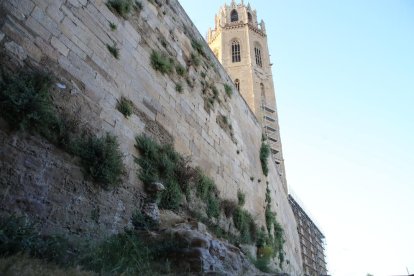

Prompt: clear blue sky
[{"left": 179, "top": 0, "right": 414, "bottom": 275}]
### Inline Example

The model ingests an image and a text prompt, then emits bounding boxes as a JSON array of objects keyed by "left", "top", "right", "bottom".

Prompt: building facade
[
  {"left": 288, "top": 195, "right": 328, "bottom": 276},
  {"left": 207, "top": 0, "right": 288, "bottom": 193}
]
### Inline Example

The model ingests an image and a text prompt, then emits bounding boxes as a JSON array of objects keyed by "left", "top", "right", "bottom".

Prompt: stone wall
[{"left": 0, "top": 0, "right": 302, "bottom": 274}]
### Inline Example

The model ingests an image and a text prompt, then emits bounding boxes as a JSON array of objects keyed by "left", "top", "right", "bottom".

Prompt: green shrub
[
  {"left": 80, "top": 230, "right": 152, "bottom": 274},
  {"left": 200, "top": 72, "right": 206, "bottom": 79},
  {"left": 190, "top": 52, "right": 200, "bottom": 67},
  {"left": 109, "top": 22, "right": 117, "bottom": 31},
  {"left": 0, "top": 216, "right": 71, "bottom": 266},
  {"left": 73, "top": 133, "right": 124, "bottom": 188},
  {"left": 159, "top": 179, "right": 183, "bottom": 210},
  {"left": 264, "top": 185, "right": 285, "bottom": 268},
  {"left": 196, "top": 174, "right": 215, "bottom": 202},
  {"left": 107, "top": 43, "right": 119, "bottom": 59},
  {"left": 206, "top": 195, "right": 220, "bottom": 218},
  {"left": 233, "top": 207, "right": 256, "bottom": 244},
  {"left": 0, "top": 70, "right": 57, "bottom": 133},
  {"left": 135, "top": 135, "right": 188, "bottom": 210},
  {"left": 150, "top": 50, "right": 174, "bottom": 74},
  {"left": 131, "top": 210, "right": 158, "bottom": 230},
  {"left": 237, "top": 190, "right": 245, "bottom": 206},
  {"left": 107, "top": 0, "right": 133, "bottom": 18},
  {"left": 175, "top": 83, "right": 183, "bottom": 93},
  {"left": 175, "top": 64, "right": 186, "bottom": 76},
  {"left": 116, "top": 96, "right": 134, "bottom": 118},
  {"left": 260, "top": 142, "right": 270, "bottom": 176},
  {"left": 221, "top": 200, "right": 237, "bottom": 218},
  {"left": 191, "top": 39, "right": 205, "bottom": 57},
  {"left": 211, "top": 85, "right": 219, "bottom": 99},
  {"left": 224, "top": 84, "right": 232, "bottom": 97}
]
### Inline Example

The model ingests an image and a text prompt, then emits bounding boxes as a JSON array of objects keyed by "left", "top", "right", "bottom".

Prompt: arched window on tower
[
  {"left": 230, "top": 10, "right": 238, "bottom": 22},
  {"left": 232, "top": 41, "right": 241, "bottom": 63},
  {"left": 254, "top": 44, "right": 262, "bottom": 67},
  {"left": 235, "top": 79, "right": 240, "bottom": 91},
  {"left": 247, "top": 12, "right": 252, "bottom": 23}
]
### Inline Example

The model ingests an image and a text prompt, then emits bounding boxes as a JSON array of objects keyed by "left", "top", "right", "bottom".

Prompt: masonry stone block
[
  {"left": 51, "top": 36, "right": 69, "bottom": 56},
  {"left": 4, "top": 41, "right": 28, "bottom": 61}
]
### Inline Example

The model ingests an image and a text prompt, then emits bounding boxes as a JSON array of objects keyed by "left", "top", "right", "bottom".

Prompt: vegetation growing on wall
[
  {"left": 106, "top": 43, "right": 120, "bottom": 59},
  {"left": 258, "top": 184, "right": 286, "bottom": 271},
  {"left": 260, "top": 142, "right": 271, "bottom": 176},
  {"left": 150, "top": 50, "right": 174, "bottom": 75},
  {"left": 224, "top": 83, "right": 233, "bottom": 97},
  {"left": 117, "top": 96, "right": 134, "bottom": 118},
  {"left": 72, "top": 134, "right": 124, "bottom": 188},
  {"left": 107, "top": 0, "right": 133, "bottom": 18},
  {"left": 0, "top": 215, "right": 175, "bottom": 275},
  {"left": 0, "top": 69, "right": 125, "bottom": 188}
]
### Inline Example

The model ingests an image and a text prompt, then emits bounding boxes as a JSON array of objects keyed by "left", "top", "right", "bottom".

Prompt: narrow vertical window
[
  {"left": 232, "top": 41, "right": 241, "bottom": 63},
  {"left": 247, "top": 12, "right": 252, "bottom": 23},
  {"left": 230, "top": 10, "right": 238, "bottom": 22},
  {"left": 235, "top": 79, "right": 240, "bottom": 91},
  {"left": 260, "top": 83, "right": 265, "bottom": 99},
  {"left": 255, "top": 46, "right": 262, "bottom": 67}
]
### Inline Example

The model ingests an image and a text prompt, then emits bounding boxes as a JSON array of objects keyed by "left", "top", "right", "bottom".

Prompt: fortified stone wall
[{"left": 0, "top": 0, "right": 302, "bottom": 273}]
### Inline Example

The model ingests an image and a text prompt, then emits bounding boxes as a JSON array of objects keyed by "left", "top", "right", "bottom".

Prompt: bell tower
[{"left": 208, "top": 1, "right": 288, "bottom": 193}]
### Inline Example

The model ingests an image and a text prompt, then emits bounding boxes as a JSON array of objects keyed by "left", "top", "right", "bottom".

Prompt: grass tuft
[
  {"left": 72, "top": 134, "right": 124, "bottom": 188},
  {"left": 107, "top": 44, "right": 120, "bottom": 59},
  {"left": 260, "top": 142, "right": 270, "bottom": 176},
  {"left": 150, "top": 50, "right": 174, "bottom": 74},
  {"left": 224, "top": 84, "right": 232, "bottom": 97},
  {"left": 237, "top": 190, "right": 245, "bottom": 206},
  {"left": 175, "top": 83, "right": 183, "bottom": 93},
  {"left": 116, "top": 96, "right": 134, "bottom": 118},
  {"left": 107, "top": 0, "right": 133, "bottom": 18},
  {"left": 109, "top": 22, "right": 117, "bottom": 31},
  {"left": 175, "top": 64, "right": 186, "bottom": 76}
]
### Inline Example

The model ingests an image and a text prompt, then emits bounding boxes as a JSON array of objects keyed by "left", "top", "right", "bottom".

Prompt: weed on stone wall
[
  {"left": 260, "top": 142, "right": 270, "bottom": 176},
  {"left": 107, "top": 0, "right": 133, "bottom": 18},
  {"left": 106, "top": 43, "right": 120, "bottom": 59},
  {"left": 109, "top": 22, "right": 117, "bottom": 31},
  {"left": 116, "top": 96, "right": 134, "bottom": 118},
  {"left": 224, "top": 83, "right": 233, "bottom": 97},
  {"left": 134, "top": 135, "right": 282, "bottom": 261},
  {"left": 190, "top": 52, "right": 200, "bottom": 67},
  {"left": 261, "top": 184, "right": 286, "bottom": 270},
  {"left": 72, "top": 134, "right": 124, "bottom": 189},
  {"left": 175, "top": 63, "right": 186, "bottom": 76},
  {"left": 175, "top": 83, "right": 183, "bottom": 93},
  {"left": 0, "top": 68, "right": 125, "bottom": 189},
  {"left": 191, "top": 38, "right": 207, "bottom": 59},
  {"left": 0, "top": 69, "right": 58, "bottom": 134},
  {"left": 0, "top": 215, "right": 175, "bottom": 275},
  {"left": 150, "top": 50, "right": 174, "bottom": 74},
  {"left": 0, "top": 216, "right": 72, "bottom": 267}
]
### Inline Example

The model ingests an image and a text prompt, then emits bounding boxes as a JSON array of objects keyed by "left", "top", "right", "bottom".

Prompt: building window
[
  {"left": 230, "top": 10, "right": 238, "bottom": 22},
  {"left": 255, "top": 46, "right": 262, "bottom": 67},
  {"left": 260, "top": 83, "right": 265, "bottom": 98},
  {"left": 232, "top": 41, "right": 241, "bottom": 62},
  {"left": 247, "top": 12, "right": 252, "bottom": 23},
  {"left": 235, "top": 79, "right": 240, "bottom": 91}
]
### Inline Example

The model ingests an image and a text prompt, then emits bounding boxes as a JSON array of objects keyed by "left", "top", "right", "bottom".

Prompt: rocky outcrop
[{"left": 156, "top": 222, "right": 262, "bottom": 275}]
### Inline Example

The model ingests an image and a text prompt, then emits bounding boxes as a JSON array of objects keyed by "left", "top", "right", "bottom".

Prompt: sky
[{"left": 178, "top": 1, "right": 414, "bottom": 275}]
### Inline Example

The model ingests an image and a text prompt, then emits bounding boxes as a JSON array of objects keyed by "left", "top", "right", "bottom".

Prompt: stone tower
[{"left": 208, "top": 0, "right": 288, "bottom": 193}]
